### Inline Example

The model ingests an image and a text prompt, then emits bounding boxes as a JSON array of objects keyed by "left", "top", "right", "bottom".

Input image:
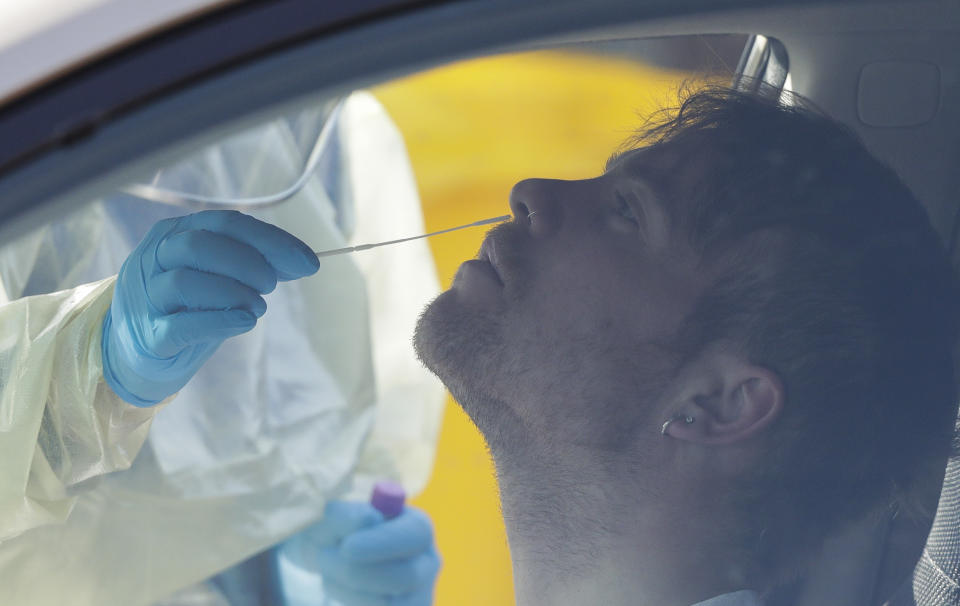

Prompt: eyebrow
[
  {"left": 605, "top": 147, "right": 661, "bottom": 192},
  {"left": 604, "top": 148, "right": 635, "bottom": 173},
  {"left": 604, "top": 146, "right": 657, "bottom": 175}
]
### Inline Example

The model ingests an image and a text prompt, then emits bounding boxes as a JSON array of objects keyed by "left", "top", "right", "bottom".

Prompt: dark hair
[{"left": 640, "top": 85, "right": 960, "bottom": 582}]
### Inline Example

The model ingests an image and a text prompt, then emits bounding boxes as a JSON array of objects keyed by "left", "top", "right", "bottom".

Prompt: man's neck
[{"left": 491, "top": 439, "right": 751, "bottom": 606}]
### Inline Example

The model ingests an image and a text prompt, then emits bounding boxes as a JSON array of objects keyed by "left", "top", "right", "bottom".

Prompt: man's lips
[
  {"left": 477, "top": 220, "right": 528, "bottom": 286},
  {"left": 479, "top": 235, "right": 504, "bottom": 284},
  {"left": 460, "top": 258, "right": 503, "bottom": 287}
]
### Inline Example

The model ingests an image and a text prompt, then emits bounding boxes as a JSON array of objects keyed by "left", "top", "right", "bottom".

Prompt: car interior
[{"left": 0, "top": 1, "right": 958, "bottom": 604}]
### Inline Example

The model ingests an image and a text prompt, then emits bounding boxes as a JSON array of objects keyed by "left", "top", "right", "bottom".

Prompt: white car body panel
[{"left": 0, "top": 0, "right": 231, "bottom": 105}]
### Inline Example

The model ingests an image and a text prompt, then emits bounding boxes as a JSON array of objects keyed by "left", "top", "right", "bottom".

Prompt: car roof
[{"left": 0, "top": 0, "right": 232, "bottom": 106}]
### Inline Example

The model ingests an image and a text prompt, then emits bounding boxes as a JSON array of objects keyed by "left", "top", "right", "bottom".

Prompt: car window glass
[{"left": 1, "top": 34, "right": 768, "bottom": 606}]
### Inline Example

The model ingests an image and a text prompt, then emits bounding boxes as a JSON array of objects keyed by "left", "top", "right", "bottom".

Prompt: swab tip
[{"left": 473, "top": 214, "right": 512, "bottom": 226}]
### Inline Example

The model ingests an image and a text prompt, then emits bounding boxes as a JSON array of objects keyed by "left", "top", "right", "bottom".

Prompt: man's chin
[
  {"left": 414, "top": 289, "right": 519, "bottom": 437},
  {"left": 416, "top": 289, "right": 492, "bottom": 378},
  {"left": 414, "top": 290, "right": 457, "bottom": 378}
]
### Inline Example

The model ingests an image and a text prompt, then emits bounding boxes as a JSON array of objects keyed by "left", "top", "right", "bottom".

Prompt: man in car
[{"left": 413, "top": 86, "right": 959, "bottom": 605}]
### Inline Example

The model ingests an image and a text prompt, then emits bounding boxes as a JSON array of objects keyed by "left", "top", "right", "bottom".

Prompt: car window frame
[{"left": 0, "top": 0, "right": 832, "bottom": 246}]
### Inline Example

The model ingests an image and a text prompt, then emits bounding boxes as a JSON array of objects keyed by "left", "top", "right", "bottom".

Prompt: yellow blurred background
[{"left": 373, "top": 50, "right": 700, "bottom": 605}]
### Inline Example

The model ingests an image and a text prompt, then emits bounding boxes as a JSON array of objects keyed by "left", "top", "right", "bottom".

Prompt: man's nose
[{"left": 509, "top": 178, "right": 575, "bottom": 238}]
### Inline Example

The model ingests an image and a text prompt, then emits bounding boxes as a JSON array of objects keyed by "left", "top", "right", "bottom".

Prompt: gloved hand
[
  {"left": 101, "top": 210, "right": 320, "bottom": 406},
  {"left": 274, "top": 501, "right": 441, "bottom": 606}
]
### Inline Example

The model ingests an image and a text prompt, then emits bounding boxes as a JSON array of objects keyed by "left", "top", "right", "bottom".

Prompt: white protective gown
[{"left": 0, "top": 91, "right": 445, "bottom": 605}]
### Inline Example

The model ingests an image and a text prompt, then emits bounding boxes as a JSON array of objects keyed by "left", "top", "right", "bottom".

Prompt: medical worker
[{"left": 0, "top": 92, "right": 444, "bottom": 605}]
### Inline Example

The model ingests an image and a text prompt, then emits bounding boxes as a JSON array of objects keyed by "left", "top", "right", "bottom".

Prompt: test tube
[{"left": 371, "top": 480, "right": 406, "bottom": 519}]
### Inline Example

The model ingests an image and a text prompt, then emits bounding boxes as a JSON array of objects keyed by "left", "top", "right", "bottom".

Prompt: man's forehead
[
  {"left": 604, "top": 146, "right": 650, "bottom": 174},
  {"left": 605, "top": 139, "right": 710, "bottom": 196}
]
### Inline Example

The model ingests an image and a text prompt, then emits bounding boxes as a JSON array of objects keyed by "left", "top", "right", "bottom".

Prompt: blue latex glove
[
  {"left": 275, "top": 501, "right": 441, "bottom": 606},
  {"left": 102, "top": 210, "right": 320, "bottom": 406}
]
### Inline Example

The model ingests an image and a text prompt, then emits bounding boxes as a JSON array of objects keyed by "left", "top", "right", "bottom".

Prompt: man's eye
[{"left": 615, "top": 192, "right": 639, "bottom": 224}]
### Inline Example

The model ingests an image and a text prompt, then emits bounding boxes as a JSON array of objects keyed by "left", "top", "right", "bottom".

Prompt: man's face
[{"left": 415, "top": 145, "right": 706, "bottom": 449}]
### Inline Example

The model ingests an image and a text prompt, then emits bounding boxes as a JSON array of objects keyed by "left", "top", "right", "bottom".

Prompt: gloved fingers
[
  {"left": 148, "top": 310, "right": 256, "bottom": 358},
  {"left": 340, "top": 507, "right": 435, "bottom": 564},
  {"left": 170, "top": 210, "right": 319, "bottom": 281},
  {"left": 141, "top": 215, "right": 181, "bottom": 245},
  {"left": 156, "top": 230, "right": 280, "bottom": 294},
  {"left": 147, "top": 269, "right": 267, "bottom": 317},
  {"left": 287, "top": 501, "right": 383, "bottom": 569},
  {"left": 323, "top": 579, "right": 389, "bottom": 606},
  {"left": 317, "top": 546, "right": 441, "bottom": 595},
  {"left": 278, "top": 502, "right": 383, "bottom": 571},
  {"left": 299, "top": 502, "right": 385, "bottom": 550}
]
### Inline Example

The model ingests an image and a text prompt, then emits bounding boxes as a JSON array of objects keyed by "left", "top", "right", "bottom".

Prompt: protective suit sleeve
[{"left": 0, "top": 276, "right": 161, "bottom": 541}]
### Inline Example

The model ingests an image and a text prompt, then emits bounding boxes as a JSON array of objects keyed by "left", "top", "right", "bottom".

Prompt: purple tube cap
[{"left": 371, "top": 480, "right": 406, "bottom": 519}]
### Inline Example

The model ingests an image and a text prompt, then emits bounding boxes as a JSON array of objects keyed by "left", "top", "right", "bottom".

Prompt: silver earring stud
[
  {"left": 527, "top": 210, "right": 538, "bottom": 220},
  {"left": 660, "top": 413, "right": 695, "bottom": 436}
]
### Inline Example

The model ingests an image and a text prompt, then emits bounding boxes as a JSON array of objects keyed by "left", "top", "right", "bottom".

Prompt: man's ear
[{"left": 665, "top": 350, "right": 784, "bottom": 445}]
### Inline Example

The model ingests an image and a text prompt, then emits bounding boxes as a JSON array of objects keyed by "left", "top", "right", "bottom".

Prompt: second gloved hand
[
  {"left": 275, "top": 501, "right": 441, "bottom": 606},
  {"left": 102, "top": 210, "right": 320, "bottom": 406}
]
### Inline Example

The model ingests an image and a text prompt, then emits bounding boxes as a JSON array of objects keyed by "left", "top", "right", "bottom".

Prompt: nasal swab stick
[{"left": 314, "top": 215, "right": 511, "bottom": 258}]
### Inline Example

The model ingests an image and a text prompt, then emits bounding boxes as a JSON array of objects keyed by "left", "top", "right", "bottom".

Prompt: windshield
[{"left": 0, "top": 30, "right": 953, "bottom": 606}]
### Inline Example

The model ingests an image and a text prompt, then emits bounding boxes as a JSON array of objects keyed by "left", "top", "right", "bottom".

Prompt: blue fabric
[{"left": 101, "top": 210, "right": 320, "bottom": 406}]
